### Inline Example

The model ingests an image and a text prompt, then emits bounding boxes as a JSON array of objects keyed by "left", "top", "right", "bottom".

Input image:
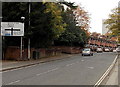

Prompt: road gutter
[
  {"left": 94, "top": 54, "right": 118, "bottom": 87},
  {"left": 0, "top": 54, "right": 74, "bottom": 72}
]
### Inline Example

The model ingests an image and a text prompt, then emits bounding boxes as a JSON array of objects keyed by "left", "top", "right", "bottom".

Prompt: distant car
[
  {"left": 82, "top": 48, "right": 93, "bottom": 56},
  {"left": 96, "top": 48, "right": 103, "bottom": 53},
  {"left": 113, "top": 49, "right": 117, "bottom": 52},
  {"left": 109, "top": 48, "right": 113, "bottom": 52},
  {"left": 104, "top": 48, "right": 110, "bottom": 52},
  {"left": 116, "top": 47, "right": 120, "bottom": 52},
  {"left": 116, "top": 47, "right": 120, "bottom": 55}
]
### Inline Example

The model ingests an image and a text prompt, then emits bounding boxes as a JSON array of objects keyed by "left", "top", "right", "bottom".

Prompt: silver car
[
  {"left": 116, "top": 46, "right": 120, "bottom": 54},
  {"left": 82, "top": 48, "right": 93, "bottom": 56}
]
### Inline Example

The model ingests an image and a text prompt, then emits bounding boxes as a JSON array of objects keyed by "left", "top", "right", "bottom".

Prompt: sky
[{"left": 66, "top": 0, "right": 120, "bottom": 34}]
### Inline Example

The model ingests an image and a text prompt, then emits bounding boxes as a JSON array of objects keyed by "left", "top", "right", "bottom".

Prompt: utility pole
[
  {"left": 21, "top": 17, "right": 25, "bottom": 60},
  {"left": 28, "top": 0, "right": 31, "bottom": 60},
  {"left": 20, "top": 36, "right": 23, "bottom": 60},
  {"left": 0, "top": 1, "right": 2, "bottom": 60}
]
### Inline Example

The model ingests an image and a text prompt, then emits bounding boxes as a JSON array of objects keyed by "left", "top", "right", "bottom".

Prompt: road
[{"left": 2, "top": 52, "right": 117, "bottom": 85}]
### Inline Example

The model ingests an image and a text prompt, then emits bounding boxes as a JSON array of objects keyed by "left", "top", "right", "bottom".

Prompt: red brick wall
[
  {"left": 5, "top": 46, "right": 20, "bottom": 60},
  {"left": 4, "top": 47, "right": 63, "bottom": 60},
  {"left": 53, "top": 46, "right": 82, "bottom": 54}
]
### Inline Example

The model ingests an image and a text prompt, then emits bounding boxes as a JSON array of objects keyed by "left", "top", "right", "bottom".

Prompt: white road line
[
  {"left": 24, "top": 64, "right": 44, "bottom": 68},
  {"left": 36, "top": 68, "right": 58, "bottom": 76},
  {"left": 48, "top": 68, "right": 58, "bottom": 72},
  {"left": 3, "top": 68, "right": 23, "bottom": 73},
  {"left": 81, "top": 60, "right": 84, "bottom": 61},
  {"left": 2, "top": 63, "right": 44, "bottom": 73},
  {"left": 6, "top": 80, "right": 20, "bottom": 85},
  {"left": 32, "top": 64, "right": 38, "bottom": 66},
  {"left": 36, "top": 73, "right": 43, "bottom": 76},
  {"left": 66, "top": 63, "right": 75, "bottom": 67},
  {"left": 94, "top": 55, "right": 118, "bottom": 87},
  {"left": 24, "top": 65, "right": 33, "bottom": 68},
  {"left": 83, "top": 57, "right": 89, "bottom": 58},
  {"left": 9, "top": 69, "right": 21, "bottom": 72},
  {"left": 88, "top": 67, "right": 94, "bottom": 69}
]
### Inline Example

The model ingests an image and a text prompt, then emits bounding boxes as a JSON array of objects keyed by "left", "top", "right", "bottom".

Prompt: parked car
[
  {"left": 104, "top": 48, "right": 110, "bottom": 52},
  {"left": 109, "top": 48, "right": 113, "bottom": 52},
  {"left": 96, "top": 47, "right": 103, "bottom": 53},
  {"left": 116, "top": 47, "right": 120, "bottom": 55},
  {"left": 116, "top": 47, "right": 120, "bottom": 52},
  {"left": 113, "top": 49, "right": 117, "bottom": 52},
  {"left": 82, "top": 48, "right": 93, "bottom": 56}
]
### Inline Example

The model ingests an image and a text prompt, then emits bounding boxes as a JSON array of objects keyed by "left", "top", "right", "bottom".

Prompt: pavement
[
  {"left": 105, "top": 59, "right": 118, "bottom": 85},
  {"left": 0, "top": 53, "right": 73, "bottom": 72},
  {"left": 99, "top": 54, "right": 119, "bottom": 86}
]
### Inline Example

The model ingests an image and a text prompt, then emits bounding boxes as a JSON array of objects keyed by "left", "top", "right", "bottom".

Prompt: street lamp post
[
  {"left": 21, "top": 16, "right": 25, "bottom": 60},
  {"left": 28, "top": 0, "right": 31, "bottom": 60}
]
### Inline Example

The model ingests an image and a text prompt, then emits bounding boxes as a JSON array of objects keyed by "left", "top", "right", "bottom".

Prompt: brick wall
[
  {"left": 4, "top": 46, "right": 62, "bottom": 60},
  {"left": 53, "top": 46, "right": 82, "bottom": 54},
  {"left": 4, "top": 46, "right": 20, "bottom": 60}
]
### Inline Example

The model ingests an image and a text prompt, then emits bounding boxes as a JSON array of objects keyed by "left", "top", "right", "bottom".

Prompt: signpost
[
  {"left": 5, "top": 28, "right": 20, "bottom": 36},
  {"left": 1, "top": 22, "right": 24, "bottom": 60},
  {"left": 1, "top": 22, "right": 24, "bottom": 36}
]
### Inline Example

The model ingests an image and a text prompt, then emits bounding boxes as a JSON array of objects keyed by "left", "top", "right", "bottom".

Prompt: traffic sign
[{"left": 1, "top": 22, "right": 24, "bottom": 36}]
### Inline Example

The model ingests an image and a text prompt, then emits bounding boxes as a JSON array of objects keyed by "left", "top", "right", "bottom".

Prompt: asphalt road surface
[{"left": 2, "top": 52, "right": 117, "bottom": 85}]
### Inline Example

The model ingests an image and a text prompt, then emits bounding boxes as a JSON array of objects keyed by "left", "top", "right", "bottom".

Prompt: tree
[
  {"left": 74, "top": 6, "right": 90, "bottom": 31},
  {"left": 44, "top": 2, "right": 66, "bottom": 39},
  {"left": 2, "top": 2, "right": 66, "bottom": 48},
  {"left": 59, "top": 1, "right": 77, "bottom": 9},
  {"left": 104, "top": 7, "right": 120, "bottom": 43},
  {"left": 55, "top": 7, "right": 88, "bottom": 47},
  {"left": 2, "top": 2, "right": 89, "bottom": 48},
  {"left": 30, "top": 2, "right": 66, "bottom": 48},
  {"left": 2, "top": 2, "right": 30, "bottom": 48}
]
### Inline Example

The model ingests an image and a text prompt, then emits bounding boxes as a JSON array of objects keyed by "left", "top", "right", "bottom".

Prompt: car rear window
[{"left": 84, "top": 48, "right": 90, "bottom": 51}]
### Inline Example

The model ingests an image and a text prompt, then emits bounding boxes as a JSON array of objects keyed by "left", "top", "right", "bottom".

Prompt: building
[
  {"left": 87, "top": 32, "right": 118, "bottom": 51},
  {"left": 102, "top": 19, "right": 109, "bottom": 35}
]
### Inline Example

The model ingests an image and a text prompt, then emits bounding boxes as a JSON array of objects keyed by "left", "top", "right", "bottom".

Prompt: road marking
[
  {"left": 47, "top": 68, "right": 58, "bottom": 72},
  {"left": 9, "top": 68, "right": 22, "bottom": 71},
  {"left": 24, "top": 65, "right": 34, "bottom": 68},
  {"left": 88, "top": 67, "right": 94, "bottom": 69},
  {"left": 6, "top": 80, "right": 20, "bottom": 85},
  {"left": 83, "top": 57, "right": 90, "bottom": 58},
  {"left": 94, "top": 55, "right": 118, "bottom": 87},
  {"left": 36, "top": 73, "right": 43, "bottom": 76},
  {"left": 36, "top": 68, "right": 58, "bottom": 76},
  {"left": 3, "top": 67, "right": 23, "bottom": 73},
  {"left": 66, "top": 63, "right": 75, "bottom": 67},
  {"left": 2, "top": 63, "right": 44, "bottom": 73},
  {"left": 81, "top": 60, "right": 84, "bottom": 61}
]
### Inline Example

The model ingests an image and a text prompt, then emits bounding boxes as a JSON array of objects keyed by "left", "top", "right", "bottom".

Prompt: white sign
[{"left": 1, "top": 22, "right": 24, "bottom": 36}]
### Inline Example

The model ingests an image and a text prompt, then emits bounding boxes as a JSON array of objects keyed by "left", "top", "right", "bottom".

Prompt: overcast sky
[{"left": 66, "top": 0, "right": 120, "bottom": 34}]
